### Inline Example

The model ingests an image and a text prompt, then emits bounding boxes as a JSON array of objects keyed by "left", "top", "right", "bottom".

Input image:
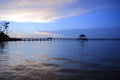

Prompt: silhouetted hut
[
  {"left": 79, "top": 34, "right": 88, "bottom": 41},
  {"left": 79, "top": 34, "right": 86, "bottom": 38}
]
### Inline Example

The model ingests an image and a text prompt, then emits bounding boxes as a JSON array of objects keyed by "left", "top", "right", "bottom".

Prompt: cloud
[
  {"left": 36, "top": 31, "right": 63, "bottom": 37},
  {"left": 0, "top": 0, "right": 119, "bottom": 23}
]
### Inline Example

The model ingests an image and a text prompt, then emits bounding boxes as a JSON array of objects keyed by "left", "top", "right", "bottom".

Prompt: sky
[{"left": 0, "top": 0, "right": 120, "bottom": 38}]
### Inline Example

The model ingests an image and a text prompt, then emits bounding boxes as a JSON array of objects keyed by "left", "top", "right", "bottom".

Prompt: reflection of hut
[{"left": 79, "top": 34, "right": 88, "bottom": 41}]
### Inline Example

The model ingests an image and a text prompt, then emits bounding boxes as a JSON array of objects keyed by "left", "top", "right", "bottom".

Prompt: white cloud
[
  {"left": 0, "top": 0, "right": 80, "bottom": 22},
  {"left": 36, "top": 31, "right": 63, "bottom": 37},
  {"left": 0, "top": 0, "right": 119, "bottom": 23}
]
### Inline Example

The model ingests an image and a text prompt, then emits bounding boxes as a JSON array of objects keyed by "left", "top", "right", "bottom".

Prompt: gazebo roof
[{"left": 79, "top": 34, "right": 86, "bottom": 37}]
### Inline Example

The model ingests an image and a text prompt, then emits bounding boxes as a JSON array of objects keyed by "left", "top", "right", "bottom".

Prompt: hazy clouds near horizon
[
  {"left": 53, "top": 28, "right": 120, "bottom": 38},
  {"left": 10, "top": 27, "right": 120, "bottom": 38}
]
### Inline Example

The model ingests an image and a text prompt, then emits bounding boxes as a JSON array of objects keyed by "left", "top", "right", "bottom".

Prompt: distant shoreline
[{"left": 88, "top": 38, "right": 120, "bottom": 40}]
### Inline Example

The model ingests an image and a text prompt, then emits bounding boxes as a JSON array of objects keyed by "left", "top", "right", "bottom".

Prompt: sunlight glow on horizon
[
  {"left": 0, "top": 0, "right": 79, "bottom": 23},
  {"left": 10, "top": 31, "right": 63, "bottom": 38},
  {"left": 36, "top": 31, "right": 63, "bottom": 37}
]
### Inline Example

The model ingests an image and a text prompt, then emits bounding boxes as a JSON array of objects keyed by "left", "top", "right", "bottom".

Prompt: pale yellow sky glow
[
  {"left": 0, "top": 0, "right": 80, "bottom": 23},
  {"left": 36, "top": 31, "right": 54, "bottom": 35},
  {"left": 10, "top": 31, "right": 63, "bottom": 38},
  {"left": 36, "top": 31, "right": 63, "bottom": 37}
]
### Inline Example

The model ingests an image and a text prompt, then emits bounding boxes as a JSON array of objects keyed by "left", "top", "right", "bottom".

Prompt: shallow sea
[{"left": 0, "top": 40, "right": 120, "bottom": 80}]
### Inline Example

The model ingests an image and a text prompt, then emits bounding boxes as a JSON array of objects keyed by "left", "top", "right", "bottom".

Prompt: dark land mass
[
  {"left": 0, "top": 32, "right": 21, "bottom": 41},
  {"left": 0, "top": 22, "right": 21, "bottom": 42}
]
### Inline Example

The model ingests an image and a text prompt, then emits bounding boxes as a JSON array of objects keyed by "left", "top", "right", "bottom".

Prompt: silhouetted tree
[
  {"left": 3, "top": 22, "right": 9, "bottom": 35},
  {"left": 0, "top": 22, "right": 21, "bottom": 41},
  {"left": 0, "top": 22, "right": 10, "bottom": 41}
]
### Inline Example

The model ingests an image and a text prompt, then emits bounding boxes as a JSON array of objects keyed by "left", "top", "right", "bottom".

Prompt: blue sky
[{"left": 0, "top": 0, "right": 120, "bottom": 38}]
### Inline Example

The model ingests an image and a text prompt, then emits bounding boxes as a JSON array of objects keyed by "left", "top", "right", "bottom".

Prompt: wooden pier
[{"left": 20, "top": 37, "right": 88, "bottom": 42}]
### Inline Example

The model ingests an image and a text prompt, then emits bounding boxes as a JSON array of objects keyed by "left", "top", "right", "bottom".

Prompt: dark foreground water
[{"left": 0, "top": 40, "right": 120, "bottom": 80}]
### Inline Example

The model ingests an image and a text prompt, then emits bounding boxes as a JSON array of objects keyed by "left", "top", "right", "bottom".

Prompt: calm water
[{"left": 0, "top": 40, "right": 120, "bottom": 80}]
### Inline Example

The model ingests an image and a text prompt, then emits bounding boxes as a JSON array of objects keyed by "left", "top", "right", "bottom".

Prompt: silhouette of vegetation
[{"left": 0, "top": 22, "right": 21, "bottom": 41}]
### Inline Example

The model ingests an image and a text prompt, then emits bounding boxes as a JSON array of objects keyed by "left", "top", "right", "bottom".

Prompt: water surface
[{"left": 0, "top": 40, "right": 120, "bottom": 80}]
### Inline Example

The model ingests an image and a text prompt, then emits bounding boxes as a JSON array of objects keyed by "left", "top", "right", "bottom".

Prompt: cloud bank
[
  {"left": 0, "top": 0, "right": 119, "bottom": 23},
  {"left": 36, "top": 31, "right": 63, "bottom": 37},
  {"left": 11, "top": 31, "right": 63, "bottom": 38}
]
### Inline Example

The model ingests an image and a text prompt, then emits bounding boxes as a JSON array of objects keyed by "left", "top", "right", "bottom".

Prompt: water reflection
[
  {"left": 0, "top": 41, "right": 120, "bottom": 80},
  {"left": 80, "top": 40, "right": 88, "bottom": 47},
  {"left": 0, "top": 42, "right": 8, "bottom": 53},
  {"left": 0, "top": 42, "right": 9, "bottom": 67},
  {"left": 0, "top": 42, "right": 5, "bottom": 49}
]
